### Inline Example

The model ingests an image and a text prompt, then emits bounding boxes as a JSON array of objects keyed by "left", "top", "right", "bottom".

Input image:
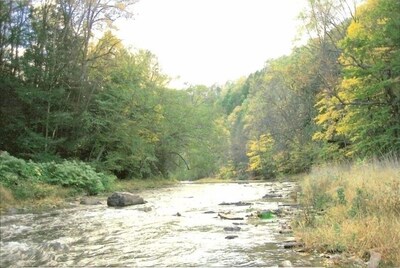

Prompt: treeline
[
  {"left": 0, "top": 0, "right": 228, "bottom": 181},
  {"left": 1, "top": 0, "right": 399, "bottom": 184},
  {"left": 218, "top": 0, "right": 400, "bottom": 178}
]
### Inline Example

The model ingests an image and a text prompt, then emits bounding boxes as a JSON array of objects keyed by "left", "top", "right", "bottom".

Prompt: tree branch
[{"left": 170, "top": 152, "right": 190, "bottom": 170}]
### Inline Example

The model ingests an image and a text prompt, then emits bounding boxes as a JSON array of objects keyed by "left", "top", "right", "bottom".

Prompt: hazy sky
[{"left": 116, "top": 0, "right": 307, "bottom": 88}]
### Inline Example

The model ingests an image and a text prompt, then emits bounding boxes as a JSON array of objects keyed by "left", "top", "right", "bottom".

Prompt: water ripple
[{"left": 0, "top": 182, "right": 323, "bottom": 267}]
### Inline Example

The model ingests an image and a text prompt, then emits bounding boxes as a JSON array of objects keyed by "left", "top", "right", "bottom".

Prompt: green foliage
[
  {"left": 1, "top": 0, "right": 399, "bottom": 187},
  {"left": 336, "top": 187, "right": 347, "bottom": 205},
  {"left": 12, "top": 181, "right": 55, "bottom": 200},
  {"left": 225, "top": 0, "right": 400, "bottom": 176},
  {"left": 315, "top": 0, "right": 400, "bottom": 157},
  {"left": 220, "top": 78, "right": 250, "bottom": 115},
  {"left": 234, "top": 47, "right": 320, "bottom": 176},
  {"left": 313, "top": 192, "right": 334, "bottom": 211},
  {"left": 40, "top": 161, "right": 115, "bottom": 195},
  {"left": 348, "top": 188, "right": 370, "bottom": 218},
  {"left": 158, "top": 86, "right": 229, "bottom": 181},
  {"left": 217, "top": 162, "right": 237, "bottom": 180},
  {"left": 0, "top": 152, "right": 115, "bottom": 196},
  {"left": 0, "top": 152, "right": 41, "bottom": 187}
]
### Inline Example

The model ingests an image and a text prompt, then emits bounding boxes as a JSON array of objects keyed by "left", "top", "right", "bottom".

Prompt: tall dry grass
[{"left": 294, "top": 157, "right": 400, "bottom": 265}]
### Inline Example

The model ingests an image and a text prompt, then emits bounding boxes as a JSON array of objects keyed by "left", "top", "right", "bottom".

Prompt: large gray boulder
[{"left": 107, "top": 192, "right": 145, "bottom": 207}]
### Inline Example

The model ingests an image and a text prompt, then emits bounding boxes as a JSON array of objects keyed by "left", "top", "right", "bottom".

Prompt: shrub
[
  {"left": 0, "top": 151, "right": 115, "bottom": 196},
  {"left": 0, "top": 152, "right": 41, "bottom": 187},
  {"left": 40, "top": 160, "right": 115, "bottom": 195}
]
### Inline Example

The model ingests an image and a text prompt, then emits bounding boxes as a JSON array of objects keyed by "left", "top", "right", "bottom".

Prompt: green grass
[{"left": 109, "top": 178, "right": 178, "bottom": 192}]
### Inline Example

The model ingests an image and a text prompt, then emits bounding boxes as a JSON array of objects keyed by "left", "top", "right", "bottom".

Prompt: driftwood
[{"left": 218, "top": 213, "right": 244, "bottom": 220}]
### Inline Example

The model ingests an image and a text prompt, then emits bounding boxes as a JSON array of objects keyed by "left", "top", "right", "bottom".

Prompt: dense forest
[
  {"left": 1, "top": 0, "right": 399, "bottom": 191},
  {"left": 222, "top": 0, "right": 399, "bottom": 178}
]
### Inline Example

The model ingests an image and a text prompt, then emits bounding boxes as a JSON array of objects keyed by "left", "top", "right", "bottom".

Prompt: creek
[{"left": 0, "top": 182, "right": 324, "bottom": 267}]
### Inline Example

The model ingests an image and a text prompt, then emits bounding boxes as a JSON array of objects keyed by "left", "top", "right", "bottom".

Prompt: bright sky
[{"left": 116, "top": 0, "right": 307, "bottom": 88}]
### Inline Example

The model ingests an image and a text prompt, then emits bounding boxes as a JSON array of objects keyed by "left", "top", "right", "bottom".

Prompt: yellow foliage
[
  {"left": 377, "top": 17, "right": 388, "bottom": 25},
  {"left": 246, "top": 134, "right": 274, "bottom": 172},
  {"left": 341, "top": 77, "right": 360, "bottom": 90},
  {"left": 248, "top": 155, "right": 262, "bottom": 172},
  {"left": 315, "top": 111, "right": 332, "bottom": 125},
  {"left": 312, "top": 131, "right": 325, "bottom": 141},
  {"left": 347, "top": 21, "right": 363, "bottom": 38}
]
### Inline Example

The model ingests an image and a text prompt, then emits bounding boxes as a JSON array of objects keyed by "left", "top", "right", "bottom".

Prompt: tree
[
  {"left": 315, "top": 0, "right": 400, "bottom": 157},
  {"left": 156, "top": 85, "right": 229, "bottom": 180},
  {"left": 244, "top": 49, "right": 319, "bottom": 174},
  {"left": 299, "top": 0, "right": 359, "bottom": 160},
  {"left": 0, "top": 0, "right": 137, "bottom": 161},
  {"left": 246, "top": 134, "right": 276, "bottom": 178}
]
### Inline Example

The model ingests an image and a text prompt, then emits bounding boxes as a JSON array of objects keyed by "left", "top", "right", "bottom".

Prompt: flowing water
[{"left": 0, "top": 182, "right": 324, "bottom": 267}]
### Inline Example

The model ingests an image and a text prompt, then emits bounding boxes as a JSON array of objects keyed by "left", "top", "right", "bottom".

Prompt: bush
[
  {"left": 0, "top": 151, "right": 115, "bottom": 196},
  {"left": 40, "top": 160, "right": 115, "bottom": 195},
  {"left": 0, "top": 152, "right": 41, "bottom": 187}
]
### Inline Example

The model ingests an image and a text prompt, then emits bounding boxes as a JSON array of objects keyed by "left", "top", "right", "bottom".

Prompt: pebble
[{"left": 280, "top": 260, "right": 293, "bottom": 267}]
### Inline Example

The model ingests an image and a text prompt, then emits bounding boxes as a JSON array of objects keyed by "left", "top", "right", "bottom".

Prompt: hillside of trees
[
  {"left": 219, "top": 0, "right": 399, "bottom": 178},
  {"left": 1, "top": 0, "right": 399, "bottom": 185}
]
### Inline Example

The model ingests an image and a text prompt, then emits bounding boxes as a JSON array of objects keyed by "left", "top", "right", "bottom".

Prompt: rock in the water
[
  {"left": 283, "top": 242, "right": 304, "bottom": 249},
  {"left": 280, "top": 260, "right": 293, "bottom": 267},
  {"left": 223, "top": 226, "right": 241, "bottom": 232},
  {"left": 107, "top": 192, "right": 145, "bottom": 207},
  {"left": 203, "top": 211, "right": 216, "bottom": 214},
  {"left": 225, "top": 235, "right": 238, "bottom": 240},
  {"left": 279, "top": 229, "right": 293, "bottom": 234},
  {"left": 263, "top": 193, "right": 283, "bottom": 198}
]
